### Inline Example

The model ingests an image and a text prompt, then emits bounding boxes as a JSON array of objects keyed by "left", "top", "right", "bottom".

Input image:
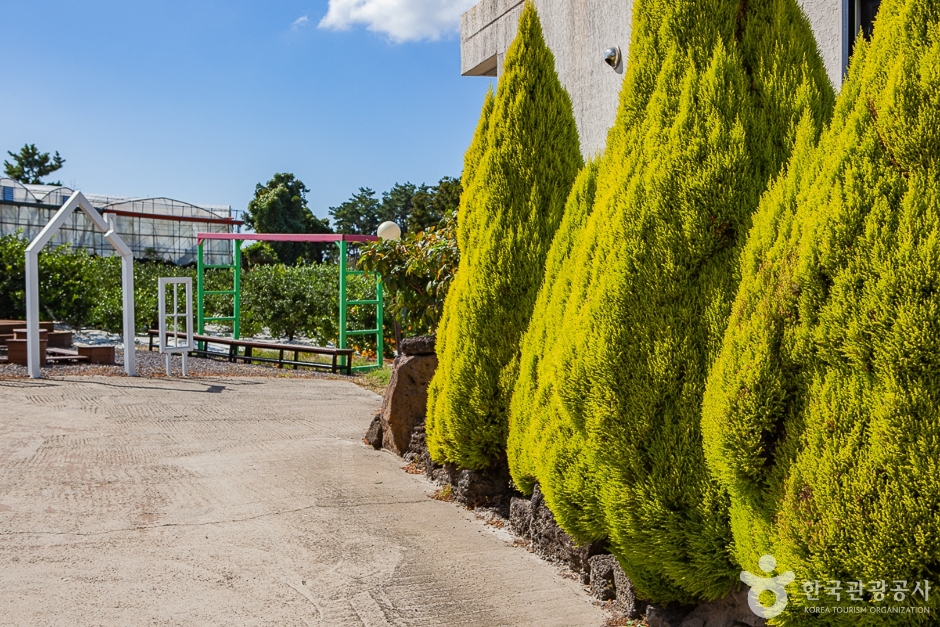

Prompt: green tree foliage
[
  {"left": 3, "top": 144, "right": 65, "bottom": 185},
  {"left": 87, "top": 259, "right": 199, "bottom": 332},
  {"left": 419, "top": 176, "right": 461, "bottom": 231},
  {"left": 702, "top": 1, "right": 940, "bottom": 622},
  {"left": 508, "top": 0, "right": 834, "bottom": 603},
  {"left": 330, "top": 178, "right": 462, "bottom": 235},
  {"left": 329, "top": 187, "right": 381, "bottom": 235},
  {"left": 245, "top": 173, "right": 333, "bottom": 264},
  {"left": 358, "top": 177, "right": 463, "bottom": 341},
  {"left": 0, "top": 234, "right": 25, "bottom": 318},
  {"left": 240, "top": 264, "right": 339, "bottom": 342},
  {"left": 0, "top": 234, "right": 373, "bottom": 346},
  {"left": 241, "top": 241, "right": 279, "bottom": 267},
  {"left": 506, "top": 155, "right": 599, "bottom": 516},
  {"left": 0, "top": 234, "right": 222, "bottom": 332},
  {"left": 0, "top": 235, "right": 94, "bottom": 325},
  {"left": 358, "top": 214, "right": 459, "bottom": 337},
  {"left": 379, "top": 182, "right": 418, "bottom": 230},
  {"left": 426, "top": 3, "right": 583, "bottom": 471}
]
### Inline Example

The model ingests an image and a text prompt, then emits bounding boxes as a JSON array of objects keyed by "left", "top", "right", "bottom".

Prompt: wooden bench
[{"left": 147, "top": 330, "right": 354, "bottom": 375}]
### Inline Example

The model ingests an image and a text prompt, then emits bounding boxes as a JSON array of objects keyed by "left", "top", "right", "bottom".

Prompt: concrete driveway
[{"left": 0, "top": 376, "right": 605, "bottom": 626}]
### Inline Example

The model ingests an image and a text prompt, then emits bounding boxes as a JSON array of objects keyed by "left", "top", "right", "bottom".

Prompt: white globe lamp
[{"left": 377, "top": 221, "right": 402, "bottom": 241}]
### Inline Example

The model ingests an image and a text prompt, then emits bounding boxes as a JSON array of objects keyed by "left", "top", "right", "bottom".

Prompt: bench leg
[
  {"left": 278, "top": 349, "right": 284, "bottom": 368},
  {"left": 332, "top": 354, "right": 337, "bottom": 374}
]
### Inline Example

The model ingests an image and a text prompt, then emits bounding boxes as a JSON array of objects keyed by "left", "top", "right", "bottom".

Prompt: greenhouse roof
[{"left": 1, "top": 180, "right": 238, "bottom": 223}]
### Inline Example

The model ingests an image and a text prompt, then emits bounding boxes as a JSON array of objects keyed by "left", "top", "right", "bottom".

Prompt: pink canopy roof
[{"left": 196, "top": 232, "right": 378, "bottom": 244}]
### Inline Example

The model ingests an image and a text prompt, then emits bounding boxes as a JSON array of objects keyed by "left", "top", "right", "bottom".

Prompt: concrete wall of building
[
  {"left": 800, "top": 0, "right": 845, "bottom": 88},
  {"left": 461, "top": 0, "right": 844, "bottom": 158},
  {"left": 461, "top": 0, "right": 633, "bottom": 157}
]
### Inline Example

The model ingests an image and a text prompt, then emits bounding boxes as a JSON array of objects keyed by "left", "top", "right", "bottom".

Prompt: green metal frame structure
[
  {"left": 336, "top": 238, "right": 384, "bottom": 370},
  {"left": 197, "top": 238, "right": 242, "bottom": 339},
  {"left": 196, "top": 233, "right": 383, "bottom": 371}
]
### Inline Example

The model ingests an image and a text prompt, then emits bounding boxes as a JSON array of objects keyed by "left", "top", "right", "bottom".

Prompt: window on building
[
  {"left": 845, "top": 0, "right": 881, "bottom": 76},
  {"left": 2, "top": 187, "right": 12, "bottom": 202},
  {"left": 850, "top": 0, "right": 881, "bottom": 43}
]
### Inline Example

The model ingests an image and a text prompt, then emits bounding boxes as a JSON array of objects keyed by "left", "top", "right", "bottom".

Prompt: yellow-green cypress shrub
[
  {"left": 508, "top": 0, "right": 834, "bottom": 603},
  {"left": 426, "top": 2, "right": 583, "bottom": 470},
  {"left": 427, "top": 87, "right": 495, "bottom": 425},
  {"left": 703, "top": 1, "right": 940, "bottom": 622},
  {"left": 456, "top": 86, "right": 494, "bottom": 255},
  {"left": 508, "top": 156, "right": 600, "bottom": 499}
]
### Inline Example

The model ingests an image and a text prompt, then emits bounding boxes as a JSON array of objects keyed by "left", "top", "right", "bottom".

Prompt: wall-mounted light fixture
[{"left": 603, "top": 46, "right": 621, "bottom": 70}]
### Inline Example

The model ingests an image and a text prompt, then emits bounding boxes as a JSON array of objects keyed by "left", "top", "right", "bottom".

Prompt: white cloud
[
  {"left": 292, "top": 15, "right": 310, "bottom": 29},
  {"left": 318, "top": 0, "right": 476, "bottom": 42}
]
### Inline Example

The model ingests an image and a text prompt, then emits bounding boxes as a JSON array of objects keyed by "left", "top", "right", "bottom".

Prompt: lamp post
[{"left": 377, "top": 221, "right": 401, "bottom": 241}]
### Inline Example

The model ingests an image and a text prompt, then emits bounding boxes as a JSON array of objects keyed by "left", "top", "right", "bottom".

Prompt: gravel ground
[{"left": 0, "top": 348, "right": 350, "bottom": 380}]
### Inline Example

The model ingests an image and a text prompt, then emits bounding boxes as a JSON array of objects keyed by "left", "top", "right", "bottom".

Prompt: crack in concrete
[{"left": 0, "top": 498, "right": 433, "bottom": 537}]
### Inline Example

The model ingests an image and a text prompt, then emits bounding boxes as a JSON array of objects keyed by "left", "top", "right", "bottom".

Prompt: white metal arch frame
[{"left": 25, "top": 191, "right": 136, "bottom": 378}]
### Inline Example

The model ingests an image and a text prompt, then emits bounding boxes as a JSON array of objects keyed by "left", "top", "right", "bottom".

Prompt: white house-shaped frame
[{"left": 25, "top": 191, "right": 136, "bottom": 378}]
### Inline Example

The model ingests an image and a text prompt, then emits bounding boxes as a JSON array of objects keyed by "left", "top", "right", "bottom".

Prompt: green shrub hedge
[
  {"left": 0, "top": 233, "right": 375, "bottom": 347},
  {"left": 0, "top": 234, "right": 96, "bottom": 327},
  {"left": 507, "top": 0, "right": 834, "bottom": 604},
  {"left": 702, "top": 1, "right": 940, "bottom": 622},
  {"left": 426, "top": 2, "right": 583, "bottom": 471}
]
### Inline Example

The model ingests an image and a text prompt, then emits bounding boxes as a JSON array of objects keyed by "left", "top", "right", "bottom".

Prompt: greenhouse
[{"left": 0, "top": 179, "right": 241, "bottom": 265}]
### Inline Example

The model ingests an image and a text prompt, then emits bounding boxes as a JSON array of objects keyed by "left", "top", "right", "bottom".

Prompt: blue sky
[{"left": 0, "top": 0, "right": 491, "bottom": 221}]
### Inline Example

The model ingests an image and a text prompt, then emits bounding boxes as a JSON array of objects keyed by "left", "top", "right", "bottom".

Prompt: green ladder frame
[
  {"left": 337, "top": 239, "right": 383, "bottom": 372},
  {"left": 197, "top": 238, "right": 242, "bottom": 340},
  {"left": 195, "top": 237, "right": 383, "bottom": 371}
]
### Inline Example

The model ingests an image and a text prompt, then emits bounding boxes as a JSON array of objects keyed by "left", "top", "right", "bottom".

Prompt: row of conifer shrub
[{"left": 426, "top": 0, "right": 940, "bottom": 623}]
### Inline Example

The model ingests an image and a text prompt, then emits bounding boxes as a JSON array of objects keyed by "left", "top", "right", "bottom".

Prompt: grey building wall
[
  {"left": 800, "top": 0, "right": 845, "bottom": 86},
  {"left": 461, "top": 0, "right": 845, "bottom": 158}
]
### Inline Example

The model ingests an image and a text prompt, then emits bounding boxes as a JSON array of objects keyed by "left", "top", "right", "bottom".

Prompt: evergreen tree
[
  {"left": 507, "top": 156, "right": 599, "bottom": 512},
  {"left": 432, "top": 176, "right": 461, "bottom": 221},
  {"left": 4, "top": 144, "right": 65, "bottom": 185},
  {"left": 426, "top": 88, "right": 494, "bottom": 446},
  {"left": 426, "top": 4, "right": 583, "bottom": 471},
  {"left": 331, "top": 178, "right": 461, "bottom": 236},
  {"left": 329, "top": 187, "right": 381, "bottom": 235},
  {"left": 408, "top": 177, "right": 462, "bottom": 232},
  {"left": 703, "top": 1, "right": 940, "bottom": 622},
  {"left": 508, "top": 0, "right": 833, "bottom": 603},
  {"left": 408, "top": 184, "right": 436, "bottom": 232},
  {"left": 379, "top": 182, "right": 417, "bottom": 229}
]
